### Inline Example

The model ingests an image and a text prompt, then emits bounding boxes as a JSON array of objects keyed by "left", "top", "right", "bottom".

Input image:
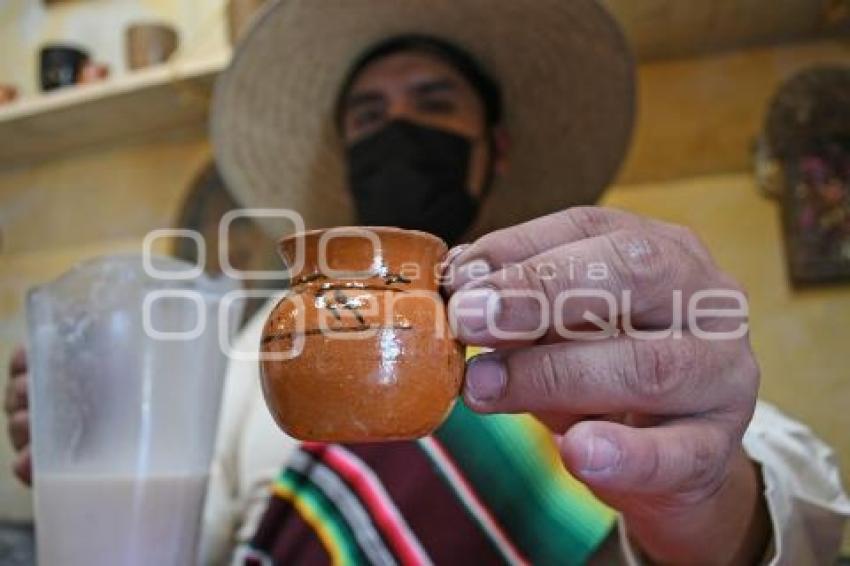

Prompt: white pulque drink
[{"left": 26, "top": 255, "right": 240, "bottom": 566}]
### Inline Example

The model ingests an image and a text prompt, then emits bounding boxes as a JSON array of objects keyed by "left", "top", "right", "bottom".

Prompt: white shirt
[{"left": 200, "top": 299, "right": 850, "bottom": 565}]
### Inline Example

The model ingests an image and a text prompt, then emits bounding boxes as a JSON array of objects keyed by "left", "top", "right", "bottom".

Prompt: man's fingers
[
  {"left": 557, "top": 419, "right": 731, "bottom": 497},
  {"left": 4, "top": 374, "right": 28, "bottom": 414},
  {"left": 8, "top": 410, "right": 30, "bottom": 451},
  {"left": 9, "top": 347, "right": 26, "bottom": 376},
  {"left": 445, "top": 207, "right": 646, "bottom": 292},
  {"left": 12, "top": 446, "right": 32, "bottom": 487},
  {"left": 462, "top": 336, "right": 754, "bottom": 417},
  {"left": 448, "top": 228, "right": 743, "bottom": 346}
]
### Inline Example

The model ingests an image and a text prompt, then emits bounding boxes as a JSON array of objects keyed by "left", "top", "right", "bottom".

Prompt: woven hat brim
[{"left": 212, "top": 0, "right": 636, "bottom": 239}]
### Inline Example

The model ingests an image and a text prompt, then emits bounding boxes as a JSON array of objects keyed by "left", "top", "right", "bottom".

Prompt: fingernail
[
  {"left": 450, "top": 285, "right": 501, "bottom": 334},
  {"left": 582, "top": 435, "right": 621, "bottom": 474},
  {"left": 455, "top": 259, "right": 492, "bottom": 285},
  {"left": 439, "top": 245, "right": 471, "bottom": 285},
  {"left": 443, "top": 245, "right": 470, "bottom": 268},
  {"left": 465, "top": 354, "right": 506, "bottom": 403}
]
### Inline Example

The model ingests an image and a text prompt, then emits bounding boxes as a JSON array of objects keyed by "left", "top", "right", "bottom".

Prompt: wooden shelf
[
  {"left": 604, "top": 0, "right": 849, "bottom": 61},
  {"left": 0, "top": 52, "right": 229, "bottom": 170}
]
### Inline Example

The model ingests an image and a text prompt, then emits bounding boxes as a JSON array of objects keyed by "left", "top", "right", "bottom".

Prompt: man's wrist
[{"left": 622, "top": 448, "right": 772, "bottom": 565}]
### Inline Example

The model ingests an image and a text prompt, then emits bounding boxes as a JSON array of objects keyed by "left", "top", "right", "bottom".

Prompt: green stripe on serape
[
  {"left": 276, "top": 469, "right": 368, "bottom": 566},
  {"left": 434, "top": 402, "right": 616, "bottom": 566}
]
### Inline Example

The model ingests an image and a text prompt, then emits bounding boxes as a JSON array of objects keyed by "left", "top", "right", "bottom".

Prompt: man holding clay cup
[{"left": 8, "top": 1, "right": 850, "bottom": 564}]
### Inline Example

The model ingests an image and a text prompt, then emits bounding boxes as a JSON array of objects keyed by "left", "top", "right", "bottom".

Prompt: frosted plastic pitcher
[{"left": 26, "top": 254, "right": 240, "bottom": 566}]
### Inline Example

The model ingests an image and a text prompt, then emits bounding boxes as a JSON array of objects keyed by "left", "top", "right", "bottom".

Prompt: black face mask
[{"left": 347, "top": 120, "right": 480, "bottom": 246}]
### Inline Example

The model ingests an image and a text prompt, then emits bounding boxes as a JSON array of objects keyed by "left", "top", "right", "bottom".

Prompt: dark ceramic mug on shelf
[{"left": 39, "top": 44, "right": 90, "bottom": 91}]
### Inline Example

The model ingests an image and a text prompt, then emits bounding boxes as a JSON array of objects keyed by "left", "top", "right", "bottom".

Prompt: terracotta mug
[
  {"left": 0, "top": 85, "right": 18, "bottom": 105},
  {"left": 260, "top": 227, "right": 465, "bottom": 442},
  {"left": 78, "top": 61, "right": 110, "bottom": 84},
  {"left": 125, "top": 23, "right": 179, "bottom": 70}
]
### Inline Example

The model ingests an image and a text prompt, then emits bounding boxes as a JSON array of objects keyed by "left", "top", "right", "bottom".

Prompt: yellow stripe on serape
[
  {"left": 272, "top": 476, "right": 354, "bottom": 566},
  {"left": 502, "top": 413, "right": 615, "bottom": 524}
]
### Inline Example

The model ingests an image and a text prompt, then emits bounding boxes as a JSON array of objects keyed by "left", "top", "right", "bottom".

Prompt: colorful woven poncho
[{"left": 240, "top": 397, "right": 614, "bottom": 565}]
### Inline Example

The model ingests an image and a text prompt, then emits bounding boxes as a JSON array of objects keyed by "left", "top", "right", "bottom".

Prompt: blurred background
[{"left": 0, "top": 0, "right": 849, "bottom": 558}]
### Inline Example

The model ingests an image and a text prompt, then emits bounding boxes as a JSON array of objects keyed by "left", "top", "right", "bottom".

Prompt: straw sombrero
[{"left": 212, "top": 0, "right": 636, "bottom": 239}]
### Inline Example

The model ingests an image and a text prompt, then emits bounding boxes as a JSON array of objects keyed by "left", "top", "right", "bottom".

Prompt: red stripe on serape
[
  {"left": 345, "top": 442, "right": 507, "bottom": 565},
  {"left": 303, "top": 442, "right": 432, "bottom": 566}
]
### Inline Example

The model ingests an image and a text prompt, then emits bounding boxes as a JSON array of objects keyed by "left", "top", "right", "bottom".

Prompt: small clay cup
[
  {"left": 0, "top": 85, "right": 18, "bottom": 105},
  {"left": 125, "top": 23, "right": 179, "bottom": 70},
  {"left": 78, "top": 61, "right": 110, "bottom": 84},
  {"left": 260, "top": 227, "right": 465, "bottom": 442}
]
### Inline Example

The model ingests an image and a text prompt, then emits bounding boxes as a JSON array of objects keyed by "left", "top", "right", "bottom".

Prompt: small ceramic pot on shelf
[
  {"left": 125, "top": 23, "right": 179, "bottom": 70},
  {"left": 0, "top": 85, "right": 18, "bottom": 105}
]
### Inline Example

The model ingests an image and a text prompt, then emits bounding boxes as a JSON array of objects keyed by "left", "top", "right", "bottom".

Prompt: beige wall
[{"left": 618, "top": 38, "right": 850, "bottom": 185}]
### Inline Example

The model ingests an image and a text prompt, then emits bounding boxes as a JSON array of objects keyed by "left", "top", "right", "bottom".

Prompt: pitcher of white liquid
[{"left": 26, "top": 254, "right": 241, "bottom": 566}]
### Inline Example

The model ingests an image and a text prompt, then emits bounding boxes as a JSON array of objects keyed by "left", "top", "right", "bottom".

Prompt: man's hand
[
  {"left": 4, "top": 346, "right": 32, "bottom": 486},
  {"left": 443, "top": 207, "right": 770, "bottom": 565}
]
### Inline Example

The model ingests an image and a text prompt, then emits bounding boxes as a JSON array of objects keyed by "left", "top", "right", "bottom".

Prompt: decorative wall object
[{"left": 762, "top": 65, "right": 850, "bottom": 285}]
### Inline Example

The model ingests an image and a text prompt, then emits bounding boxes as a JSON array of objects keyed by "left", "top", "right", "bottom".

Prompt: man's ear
[{"left": 491, "top": 126, "right": 511, "bottom": 177}]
